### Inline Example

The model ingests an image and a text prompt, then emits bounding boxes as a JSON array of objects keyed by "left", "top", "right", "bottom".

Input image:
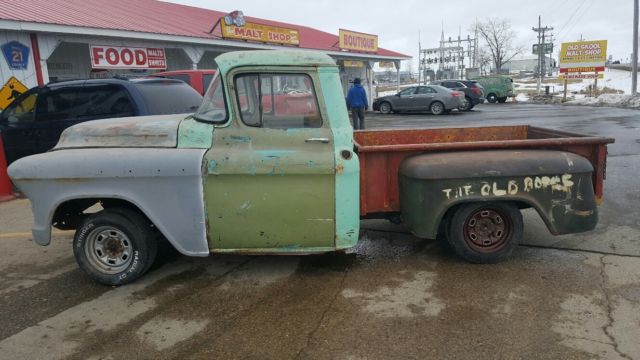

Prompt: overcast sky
[{"left": 165, "top": 0, "right": 634, "bottom": 71}]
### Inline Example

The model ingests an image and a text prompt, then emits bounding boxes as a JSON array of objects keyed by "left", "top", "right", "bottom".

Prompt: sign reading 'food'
[{"left": 90, "top": 45, "right": 167, "bottom": 70}]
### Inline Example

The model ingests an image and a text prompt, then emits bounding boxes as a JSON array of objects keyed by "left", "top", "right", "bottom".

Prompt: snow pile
[{"left": 567, "top": 94, "right": 640, "bottom": 109}]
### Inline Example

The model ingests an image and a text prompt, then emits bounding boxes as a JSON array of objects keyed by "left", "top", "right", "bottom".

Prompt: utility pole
[
  {"left": 633, "top": 0, "right": 638, "bottom": 95},
  {"left": 533, "top": 16, "right": 553, "bottom": 94},
  {"left": 418, "top": 30, "right": 422, "bottom": 85}
]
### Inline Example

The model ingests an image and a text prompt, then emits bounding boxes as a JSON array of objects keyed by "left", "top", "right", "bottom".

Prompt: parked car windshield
[
  {"left": 135, "top": 80, "right": 202, "bottom": 115},
  {"left": 194, "top": 73, "right": 227, "bottom": 123}
]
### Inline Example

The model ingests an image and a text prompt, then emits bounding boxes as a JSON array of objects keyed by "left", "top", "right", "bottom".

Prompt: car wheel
[
  {"left": 498, "top": 97, "right": 508, "bottom": 103},
  {"left": 379, "top": 102, "right": 392, "bottom": 114},
  {"left": 459, "top": 96, "right": 473, "bottom": 111},
  {"left": 487, "top": 94, "right": 498, "bottom": 103},
  {"left": 446, "top": 202, "right": 523, "bottom": 263},
  {"left": 430, "top": 101, "right": 445, "bottom": 115},
  {"left": 73, "top": 208, "right": 158, "bottom": 285}
]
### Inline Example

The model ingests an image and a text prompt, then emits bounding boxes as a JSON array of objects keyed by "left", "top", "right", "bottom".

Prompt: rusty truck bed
[{"left": 354, "top": 125, "right": 615, "bottom": 216}]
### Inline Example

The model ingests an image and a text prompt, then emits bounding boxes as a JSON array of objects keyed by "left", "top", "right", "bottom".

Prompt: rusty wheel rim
[{"left": 463, "top": 207, "right": 513, "bottom": 253}]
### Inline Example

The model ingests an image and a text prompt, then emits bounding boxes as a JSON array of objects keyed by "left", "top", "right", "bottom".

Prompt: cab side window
[
  {"left": 36, "top": 88, "right": 78, "bottom": 121},
  {"left": 235, "top": 73, "right": 321, "bottom": 129},
  {"left": 74, "top": 85, "right": 135, "bottom": 118}
]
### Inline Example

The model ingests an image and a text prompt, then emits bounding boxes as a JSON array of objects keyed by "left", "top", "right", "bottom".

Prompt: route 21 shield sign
[{"left": 1, "top": 41, "right": 30, "bottom": 70}]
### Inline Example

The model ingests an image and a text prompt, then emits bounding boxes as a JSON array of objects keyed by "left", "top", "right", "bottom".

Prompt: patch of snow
[
  {"left": 567, "top": 94, "right": 640, "bottom": 109},
  {"left": 515, "top": 93, "right": 529, "bottom": 102}
]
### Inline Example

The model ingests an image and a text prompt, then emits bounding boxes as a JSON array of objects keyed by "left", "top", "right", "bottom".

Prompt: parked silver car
[{"left": 373, "top": 85, "right": 465, "bottom": 115}]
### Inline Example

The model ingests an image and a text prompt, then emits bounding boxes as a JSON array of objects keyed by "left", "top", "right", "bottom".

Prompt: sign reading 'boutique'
[
  {"left": 90, "top": 45, "right": 167, "bottom": 70},
  {"left": 339, "top": 29, "right": 378, "bottom": 53}
]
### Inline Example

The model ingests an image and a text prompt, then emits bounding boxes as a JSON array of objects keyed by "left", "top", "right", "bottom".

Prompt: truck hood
[{"left": 54, "top": 113, "right": 189, "bottom": 150}]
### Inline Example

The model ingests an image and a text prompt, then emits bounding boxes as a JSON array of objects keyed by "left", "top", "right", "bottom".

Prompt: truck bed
[{"left": 354, "top": 125, "right": 615, "bottom": 216}]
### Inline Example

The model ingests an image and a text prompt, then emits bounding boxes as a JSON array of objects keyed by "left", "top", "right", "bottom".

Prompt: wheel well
[{"left": 52, "top": 198, "right": 147, "bottom": 230}]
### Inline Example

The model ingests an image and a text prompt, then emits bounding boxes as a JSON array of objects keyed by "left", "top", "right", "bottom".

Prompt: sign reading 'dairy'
[
  {"left": 559, "top": 40, "right": 607, "bottom": 73},
  {"left": 1, "top": 41, "right": 30, "bottom": 70},
  {"left": 90, "top": 45, "right": 167, "bottom": 69},
  {"left": 339, "top": 29, "right": 378, "bottom": 53}
]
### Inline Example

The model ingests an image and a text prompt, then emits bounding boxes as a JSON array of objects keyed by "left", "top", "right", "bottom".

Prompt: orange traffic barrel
[{"left": 0, "top": 136, "right": 16, "bottom": 202}]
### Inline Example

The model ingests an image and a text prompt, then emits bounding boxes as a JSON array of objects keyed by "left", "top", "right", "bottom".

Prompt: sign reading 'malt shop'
[{"left": 90, "top": 45, "right": 167, "bottom": 70}]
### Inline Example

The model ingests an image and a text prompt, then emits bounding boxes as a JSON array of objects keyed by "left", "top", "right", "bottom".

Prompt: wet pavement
[{"left": 0, "top": 103, "right": 639, "bottom": 359}]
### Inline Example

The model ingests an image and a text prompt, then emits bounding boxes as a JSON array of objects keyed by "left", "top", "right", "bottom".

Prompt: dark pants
[{"left": 351, "top": 107, "right": 365, "bottom": 130}]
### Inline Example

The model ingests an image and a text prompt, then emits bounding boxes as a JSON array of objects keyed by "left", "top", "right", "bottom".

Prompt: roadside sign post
[{"left": 563, "top": 78, "right": 568, "bottom": 102}]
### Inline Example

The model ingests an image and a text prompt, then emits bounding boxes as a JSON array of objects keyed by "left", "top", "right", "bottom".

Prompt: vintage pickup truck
[{"left": 8, "top": 51, "right": 614, "bottom": 285}]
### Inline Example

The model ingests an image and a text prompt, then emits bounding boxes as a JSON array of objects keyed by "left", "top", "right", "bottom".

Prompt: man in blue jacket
[{"left": 346, "top": 77, "right": 368, "bottom": 130}]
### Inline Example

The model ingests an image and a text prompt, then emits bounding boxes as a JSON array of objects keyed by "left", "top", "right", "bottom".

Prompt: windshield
[{"left": 194, "top": 73, "right": 227, "bottom": 123}]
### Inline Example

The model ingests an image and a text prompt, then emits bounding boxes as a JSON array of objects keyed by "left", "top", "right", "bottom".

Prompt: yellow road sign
[{"left": 0, "top": 76, "right": 28, "bottom": 110}]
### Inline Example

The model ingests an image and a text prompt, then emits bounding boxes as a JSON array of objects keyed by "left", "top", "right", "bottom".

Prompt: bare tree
[{"left": 473, "top": 18, "right": 524, "bottom": 73}]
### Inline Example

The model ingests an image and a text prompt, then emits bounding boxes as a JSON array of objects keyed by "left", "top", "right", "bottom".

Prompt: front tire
[
  {"left": 446, "top": 202, "right": 523, "bottom": 263},
  {"left": 379, "top": 101, "right": 393, "bottom": 114},
  {"left": 487, "top": 93, "right": 498, "bottom": 103},
  {"left": 73, "top": 208, "right": 158, "bottom": 286},
  {"left": 430, "top": 101, "right": 445, "bottom": 115}
]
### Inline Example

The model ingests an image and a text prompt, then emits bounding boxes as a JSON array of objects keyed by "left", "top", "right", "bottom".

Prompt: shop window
[{"left": 235, "top": 73, "right": 321, "bottom": 129}]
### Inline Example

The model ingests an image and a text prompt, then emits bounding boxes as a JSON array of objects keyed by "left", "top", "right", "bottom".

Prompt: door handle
[{"left": 305, "top": 138, "right": 330, "bottom": 144}]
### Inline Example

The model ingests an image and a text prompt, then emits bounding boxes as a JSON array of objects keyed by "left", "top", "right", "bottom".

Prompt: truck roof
[{"left": 215, "top": 50, "right": 337, "bottom": 72}]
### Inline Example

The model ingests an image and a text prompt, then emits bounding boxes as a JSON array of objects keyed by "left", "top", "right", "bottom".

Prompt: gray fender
[{"left": 8, "top": 148, "right": 209, "bottom": 256}]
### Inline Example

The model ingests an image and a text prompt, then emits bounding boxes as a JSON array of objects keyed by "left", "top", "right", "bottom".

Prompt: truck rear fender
[{"left": 398, "top": 150, "right": 598, "bottom": 239}]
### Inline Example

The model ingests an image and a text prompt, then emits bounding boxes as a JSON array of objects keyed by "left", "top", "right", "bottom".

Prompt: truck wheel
[
  {"left": 459, "top": 96, "right": 473, "bottom": 111},
  {"left": 446, "top": 202, "right": 522, "bottom": 263},
  {"left": 73, "top": 208, "right": 158, "bottom": 286},
  {"left": 430, "top": 101, "right": 445, "bottom": 115},
  {"left": 498, "top": 97, "right": 507, "bottom": 103},
  {"left": 487, "top": 94, "right": 498, "bottom": 103},
  {"left": 379, "top": 101, "right": 393, "bottom": 114}
]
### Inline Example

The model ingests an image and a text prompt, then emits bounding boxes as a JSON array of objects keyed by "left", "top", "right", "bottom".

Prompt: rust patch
[{"left": 336, "top": 164, "right": 344, "bottom": 174}]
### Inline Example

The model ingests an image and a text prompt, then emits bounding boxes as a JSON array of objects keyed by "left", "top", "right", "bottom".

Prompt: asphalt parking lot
[{"left": 0, "top": 103, "right": 639, "bottom": 360}]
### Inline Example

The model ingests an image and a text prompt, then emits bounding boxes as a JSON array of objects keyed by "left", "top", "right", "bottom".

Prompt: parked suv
[
  {"left": 0, "top": 78, "right": 202, "bottom": 164},
  {"left": 430, "top": 80, "right": 484, "bottom": 111},
  {"left": 150, "top": 70, "right": 216, "bottom": 95}
]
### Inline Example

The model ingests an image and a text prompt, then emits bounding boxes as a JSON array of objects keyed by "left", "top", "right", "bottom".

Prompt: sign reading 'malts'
[
  {"left": 559, "top": 40, "right": 607, "bottom": 73},
  {"left": 90, "top": 45, "right": 167, "bottom": 69},
  {"left": 220, "top": 18, "right": 300, "bottom": 46},
  {"left": 339, "top": 29, "right": 378, "bottom": 53}
]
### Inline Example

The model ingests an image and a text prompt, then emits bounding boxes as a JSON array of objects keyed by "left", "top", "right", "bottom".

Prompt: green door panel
[{"left": 204, "top": 68, "right": 336, "bottom": 251}]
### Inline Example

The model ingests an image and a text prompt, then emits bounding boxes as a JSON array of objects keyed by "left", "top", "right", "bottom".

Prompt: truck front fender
[
  {"left": 399, "top": 150, "right": 597, "bottom": 239},
  {"left": 8, "top": 148, "right": 209, "bottom": 256}
]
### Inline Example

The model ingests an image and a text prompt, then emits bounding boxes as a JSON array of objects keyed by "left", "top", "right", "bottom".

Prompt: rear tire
[
  {"left": 459, "top": 96, "right": 473, "bottom": 111},
  {"left": 73, "top": 208, "right": 158, "bottom": 286},
  {"left": 498, "top": 97, "right": 507, "bottom": 103},
  {"left": 379, "top": 101, "right": 392, "bottom": 114},
  {"left": 446, "top": 202, "right": 522, "bottom": 263},
  {"left": 487, "top": 94, "right": 498, "bottom": 103},
  {"left": 430, "top": 101, "right": 445, "bottom": 115}
]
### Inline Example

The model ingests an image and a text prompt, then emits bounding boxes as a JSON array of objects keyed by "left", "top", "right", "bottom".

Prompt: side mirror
[{"left": 396, "top": 93, "right": 401, "bottom": 97}]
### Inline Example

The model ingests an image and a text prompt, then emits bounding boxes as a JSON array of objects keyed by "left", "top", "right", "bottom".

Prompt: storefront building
[{"left": 0, "top": 1, "right": 409, "bottom": 109}]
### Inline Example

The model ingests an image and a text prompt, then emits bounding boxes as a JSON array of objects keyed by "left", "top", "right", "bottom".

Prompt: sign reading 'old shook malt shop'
[
  {"left": 220, "top": 12, "right": 300, "bottom": 46},
  {"left": 339, "top": 29, "right": 378, "bottom": 53}
]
